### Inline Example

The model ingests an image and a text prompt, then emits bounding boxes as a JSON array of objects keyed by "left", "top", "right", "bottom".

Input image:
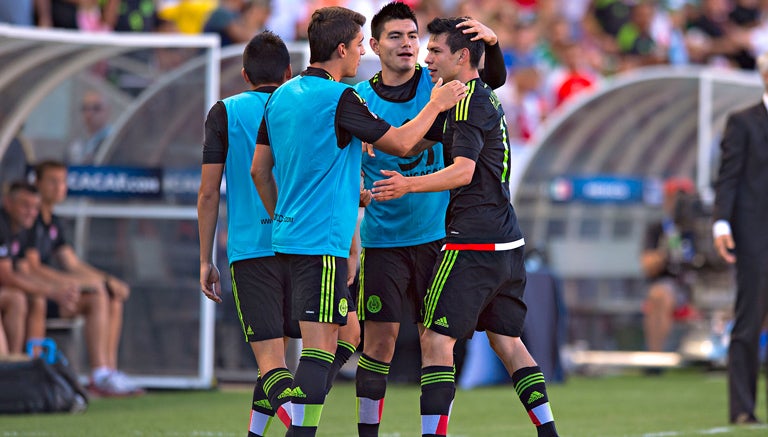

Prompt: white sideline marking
[{"left": 641, "top": 423, "right": 768, "bottom": 436}]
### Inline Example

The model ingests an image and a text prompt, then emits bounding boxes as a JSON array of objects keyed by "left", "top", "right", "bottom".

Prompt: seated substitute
[
  {"left": 24, "top": 161, "right": 142, "bottom": 396},
  {"left": 641, "top": 177, "right": 702, "bottom": 359}
]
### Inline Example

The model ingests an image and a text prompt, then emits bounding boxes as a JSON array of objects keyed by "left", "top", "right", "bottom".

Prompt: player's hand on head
[
  {"left": 200, "top": 262, "right": 222, "bottom": 303},
  {"left": 372, "top": 169, "right": 409, "bottom": 201},
  {"left": 431, "top": 78, "right": 468, "bottom": 112},
  {"left": 457, "top": 19, "right": 498, "bottom": 45}
]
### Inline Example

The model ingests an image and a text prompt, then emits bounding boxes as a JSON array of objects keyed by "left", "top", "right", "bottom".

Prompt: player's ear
[
  {"left": 336, "top": 42, "right": 347, "bottom": 59},
  {"left": 283, "top": 65, "right": 292, "bottom": 82},
  {"left": 240, "top": 68, "right": 250, "bottom": 85},
  {"left": 370, "top": 37, "right": 379, "bottom": 54}
]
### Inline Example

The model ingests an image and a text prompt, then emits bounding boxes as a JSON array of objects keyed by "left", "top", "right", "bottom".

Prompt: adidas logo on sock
[
  {"left": 291, "top": 387, "right": 307, "bottom": 398},
  {"left": 434, "top": 316, "right": 449, "bottom": 328},
  {"left": 527, "top": 391, "right": 544, "bottom": 404},
  {"left": 253, "top": 398, "right": 272, "bottom": 409},
  {"left": 277, "top": 388, "right": 292, "bottom": 399}
]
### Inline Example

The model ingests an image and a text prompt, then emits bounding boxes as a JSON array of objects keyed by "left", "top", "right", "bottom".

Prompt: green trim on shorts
[
  {"left": 422, "top": 249, "right": 459, "bottom": 328},
  {"left": 321, "top": 255, "right": 336, "bottom": 323},
  {"left": 358, "top": 248, "right": 366, "bottom": 320},
  {"left": 230, "top": 265, "right": 248, "bottom": 341}
]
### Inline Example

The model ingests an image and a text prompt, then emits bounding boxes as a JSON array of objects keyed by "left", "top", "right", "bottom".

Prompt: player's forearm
[
  {"left": 197, "top": 193, "right": 219, "bottom": 265},
  {"left": 408, "top": 161, "right": 473, "bottom": 193},
  {"left": 251, "top": 172, "right": 277, "bottom": 219},
  {"left": 377, "top": 101, "right": 442, "bottom": 157}
]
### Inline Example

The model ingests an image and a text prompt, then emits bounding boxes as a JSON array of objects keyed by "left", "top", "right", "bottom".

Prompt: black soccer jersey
[
  {"left": 29, "top": 214, "right": 67, "bottom": 266},
  {"left": 442, "top": 78, "right": 523, "bottom": 245},
  {"left": 0, "top": 210, "right": 33, "bottom": 264}
]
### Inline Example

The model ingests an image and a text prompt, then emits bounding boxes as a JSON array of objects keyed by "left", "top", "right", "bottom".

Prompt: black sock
[
  {"left": 356, "top": 353, "right": 390, "bottom": 437},
  {"left": 289, "top": 348, "right": 334, "bottom": 437},
  {"left": 325, "top": 340, "right": 357, "bottom": 393},
  {"left": 511, "top": 366, "right": 558, "bottom": 437},
  {"left": 261, "top": 368, "right": 294, "bottom": 430},
  {"left": 248, "top": 378, "right": 274, "bottom": 437},
  {"left": 420, "top": 365, "right": 455, "bottom": 437}
]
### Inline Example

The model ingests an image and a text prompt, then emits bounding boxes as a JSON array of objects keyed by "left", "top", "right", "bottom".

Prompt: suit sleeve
[{"left": 713, "top": 112, "right": 747, "bottom": 223}]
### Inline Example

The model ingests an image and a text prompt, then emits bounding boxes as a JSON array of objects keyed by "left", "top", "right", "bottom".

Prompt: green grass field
[{"left": 0, "top": 370, "right": 765, "bottom": 436}]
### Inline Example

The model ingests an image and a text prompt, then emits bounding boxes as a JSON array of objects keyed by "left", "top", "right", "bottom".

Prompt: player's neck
[
  {"left": 40, "top": 203, "right": 54, "bottom": 223},
  {"left": 456, "top": 69, "right": 480, "bottom": 84},
  {"left": 379, "top": 67, "right": 415, "bottom": 87},
  {"left": 309, "top": 61, "right": 343, "bottom": 82}
]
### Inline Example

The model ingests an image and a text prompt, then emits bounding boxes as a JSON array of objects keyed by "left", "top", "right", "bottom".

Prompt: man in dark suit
[{"left": 713, "top": 51, "right": 768, "bottom": 425}]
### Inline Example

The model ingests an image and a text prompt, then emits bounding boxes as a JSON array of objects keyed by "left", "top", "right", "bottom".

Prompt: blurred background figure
[
  {"left": 68, "top": 89, "right": 112, "bottom": 165},
  {"left": 202, "top": 0, "right": 271, "bottom": 46},
  {"left": 641, "top": 177, "right": 702, "bottom": 367}
]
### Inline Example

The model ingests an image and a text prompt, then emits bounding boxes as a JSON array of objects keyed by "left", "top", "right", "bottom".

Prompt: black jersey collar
[
  {"left": 302, "top": 67, "right": 335, "bottom": 80},
  {"left": 369, "top": 64, "right": 422, "bottom": 102},
  {"left": 252, "top": 85, "right": 278, "bottom": 94}
]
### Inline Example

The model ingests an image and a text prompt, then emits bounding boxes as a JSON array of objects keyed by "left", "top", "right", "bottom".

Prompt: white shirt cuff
[{"left": 713, "top": 220, "right": 731, "bottom": 239}]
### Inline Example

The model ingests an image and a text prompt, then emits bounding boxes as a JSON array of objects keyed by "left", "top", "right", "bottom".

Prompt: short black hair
[
  {"left": 426, "top": 16, "right": 484, "bottom": 68},
  {"left": 371, "top": 1, "right": 418, "bottom": 40},
  {"left": 308, "top": 6, "right": 366, "bottom": 63},
  {"left": 7, "top": 180, "right": 38, "bottom": 197},
  {"left": 243, "top": 30, "right": 290, "bottom": 85},
  {"left": 34, "top": 159, "right": 67, "bottom": 182}
]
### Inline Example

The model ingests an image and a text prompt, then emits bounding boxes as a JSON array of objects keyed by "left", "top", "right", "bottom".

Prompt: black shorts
[
  {"left": 230, "top": 257, "right": 300, "bottom": 341},
  {"left": 277, "top": 253, "right": 351, "bottom": 325},
  {"left": 358, "top": 241, "right": 442, "bottom": 323},
  {"left": 422, "top": 247, "right": 527, "bottom": 339}
]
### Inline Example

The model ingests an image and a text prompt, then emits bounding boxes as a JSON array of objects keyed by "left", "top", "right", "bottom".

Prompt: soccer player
[
  {"left": 352, "top": 3, "right": 507, "bottom": 435},
  {"left": 197, "top": 32, "right": 297, "bottom": 436},
  {"left": 250, "top": 7, "right": 467, "bottom": 436},
  {"left": 372, "top": 17, "right": 560, "bottom": 437}
]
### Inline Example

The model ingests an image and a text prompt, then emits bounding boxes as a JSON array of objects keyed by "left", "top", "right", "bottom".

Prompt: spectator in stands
[
  {"left": 202, "top": 0, "right": 271, "bottom": 46},
  {"left": 545, "top": 40, "right": 599, "bottom": 108},
  {"left": 103, "top": 0, "right": 158, "bottom": 32},
  {"left": 68, "top": 89, "right": 112, "bottom": 165},
  {"left": 23, "top": 160, "right": 142, "bottom": 396},
  {"left": 641, "top": 177, "right": 701, "bottom": 366},
  {"left": 685, "top": 0, "right": 743, "bottom": 67},
  {"left": 616, "top": 1, "right": 666, "bottom": 70},
  {"left": 0, "top": 182, "right": 78, "bottom": 354}
]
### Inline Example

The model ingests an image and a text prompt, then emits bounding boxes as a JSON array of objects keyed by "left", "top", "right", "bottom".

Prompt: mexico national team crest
[
  {"left": 338, "top": 298, "right": 348, "bottom": 317},
  {"left": 366, "top": 295, "right": 382, "bottom": 314}
]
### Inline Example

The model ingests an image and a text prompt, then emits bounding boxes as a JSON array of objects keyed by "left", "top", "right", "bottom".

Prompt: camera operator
[{"left": 641, "top": 177, "right": 702, "bottom": 371}]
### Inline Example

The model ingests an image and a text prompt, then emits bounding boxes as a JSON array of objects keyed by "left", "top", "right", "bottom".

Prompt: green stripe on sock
[
  {"left": 301, "top": 348, "right": 335, "bottom": 364},
  {"left": 338, "top": 340, "right": 357, "bottom": 354},
  {"left": 421, "top": 371, "right": 455, "bottom": 386},
  {"left": 263, "top": 370, "right": 292, "bottom": 395},
  {"left": 514, "top": 373, "right": 545, "bottom": 395},
  {"left": 299, "top": 404, "right": 324, "bottom": 427},
  {"left": 358, "top": 356, "right": 390, "bottom": 375}
]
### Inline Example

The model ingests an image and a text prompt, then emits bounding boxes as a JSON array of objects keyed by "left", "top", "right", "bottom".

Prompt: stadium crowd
[{"left": 2, "top": 0, "right": 768, "bottom": 145}]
